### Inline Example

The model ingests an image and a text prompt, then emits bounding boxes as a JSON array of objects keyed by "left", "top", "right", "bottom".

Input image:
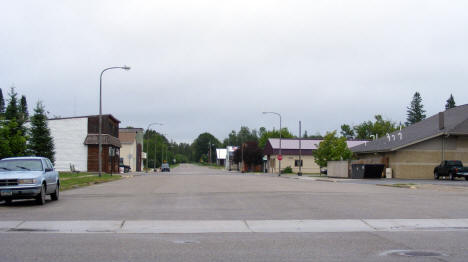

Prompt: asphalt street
[{"left": 1, "top": 164, "right": 468, "bottom": 261}]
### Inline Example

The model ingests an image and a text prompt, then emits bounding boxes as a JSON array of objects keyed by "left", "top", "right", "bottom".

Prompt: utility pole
[
  {"left": 262, "top": 112, "right": 282, "bottom": 176},
  {"left": 241, "top": 143, "right": 244, "bottom": 173},
  {"left": 298, "top": 121, "right": 302, "bottom": 176},
  {"left": 208, "top": 140, "right": 212, "bottom": 164}
]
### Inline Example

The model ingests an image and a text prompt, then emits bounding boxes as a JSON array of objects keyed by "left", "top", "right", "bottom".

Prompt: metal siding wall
[{"left": 48, "top": 118, "right": 88, "bottom": 172}]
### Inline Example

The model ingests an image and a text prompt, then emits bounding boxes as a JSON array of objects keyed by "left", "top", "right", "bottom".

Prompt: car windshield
[{"left": 0, "top": 159, "right": 43, "bottom": 172}]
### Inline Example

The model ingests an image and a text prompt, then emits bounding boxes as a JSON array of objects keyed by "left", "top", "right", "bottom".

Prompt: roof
[
  {"left": 264, "top": 138, "right": 367, "bottom": 155},
  {"left": 48, "top": 114, "right": 121, "bottom": 123},
  {"left": 216, "top": 149, "right": 227, "bottom": 159},
  {"left": 119, "top": 128, "right": 144, "bottom": 132},
  {"left": 84, "top": 134, "right": 121, "bottom": 147},
  {"left": 351, "top": 104, "right": 468, "bottom": 153}
]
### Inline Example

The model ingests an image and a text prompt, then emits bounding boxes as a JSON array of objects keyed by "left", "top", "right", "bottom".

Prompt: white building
[{"left": 48, "top": 115, "right": 121, "bottom": 173}]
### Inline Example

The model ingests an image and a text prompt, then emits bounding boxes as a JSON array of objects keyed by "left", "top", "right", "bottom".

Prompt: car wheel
[
  {"left": 4, "top": 199, "right": 12, "bottom": 205},
  {"left": 51, "top": 183, "right": 59, "bottom": 201},
  {"left": 449, "top": 173, "right": 455, "bottom": 181},
  {"left": 465, "top": 177, "right": 468, "bottom": 181},
  {"left": 36, "top": 184, "right": 46, "bottom": 205},
  {"left": 434, "top": 172, "right": 439, "bottom": 180}
]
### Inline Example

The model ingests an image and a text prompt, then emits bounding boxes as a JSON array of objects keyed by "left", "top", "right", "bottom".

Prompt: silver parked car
[{"left": 0, "top": 157, "right": 60, "bottom": 205}]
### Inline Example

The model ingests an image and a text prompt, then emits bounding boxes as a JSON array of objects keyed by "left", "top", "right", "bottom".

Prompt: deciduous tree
[{"left": 313, "top": 131, "right": 353, "bottom": 167}]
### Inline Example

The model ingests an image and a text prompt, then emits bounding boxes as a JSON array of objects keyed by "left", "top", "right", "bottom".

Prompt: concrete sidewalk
[{"left": 2, "top": 218, "right": 468, "bottom": 234}]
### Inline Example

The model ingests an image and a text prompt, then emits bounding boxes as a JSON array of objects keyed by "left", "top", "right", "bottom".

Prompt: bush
[{"left": 283, "top": 166, "right": 293, "bottom": 174}]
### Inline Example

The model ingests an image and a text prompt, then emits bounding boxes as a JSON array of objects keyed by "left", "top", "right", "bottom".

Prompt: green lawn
[{"left": 59, "top": 172, "right": 122, "bottom": 191}]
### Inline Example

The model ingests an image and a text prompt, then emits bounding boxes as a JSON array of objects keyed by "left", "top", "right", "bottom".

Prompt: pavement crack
[
  {"left": 120, "top": 220, "right": 126, "bottom": 229},
  {"left": 243, "top": 220, "right": 253, "bottom": 232},
  {"left": 14, "top": 221, "right": 25, "bottom": 229},
  {"left": 361, "top": 219, "right": 377, "bottom": 231}
]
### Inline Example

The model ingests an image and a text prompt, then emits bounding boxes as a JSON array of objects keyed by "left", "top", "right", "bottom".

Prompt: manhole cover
[{"left": 381, "top": 250, "right": 447, "bottom": 257}]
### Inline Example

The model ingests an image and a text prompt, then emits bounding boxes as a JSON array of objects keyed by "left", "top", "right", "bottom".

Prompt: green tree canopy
[
  {"left": 192, "top": 132, "right": 221, "bottom": 163},
  {"left": 0, "top": 88, "right": 5, "bottom": 116},
  {"left": 341, "top": 115, "right": 398, "bottom": 140},
  {"left": 223, "top": 126, "right": 259, "bottom": 146},
  {"left": 28, "top": 102, "right": 55, "bottom": 163},
  {"left": 340, "top": 124, "right": 354, "bottom": 139},
  {"left": 312, "top": 131, "right": 353, "bottom": 167},
  {"left": 258, "top": 127, "right": 294, "bottom": 149},
  {"left": 406, "top": 92, "right": 426, "bottom": 126},
  {"left": 143, "top": 130, "right": 169, "bottom": 168},
  {"left": 445, "top": 94, "right": 456, "bottom": 109}
]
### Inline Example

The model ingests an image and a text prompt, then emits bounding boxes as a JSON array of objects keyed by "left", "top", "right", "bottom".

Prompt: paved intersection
[{"left": 1, "top": 164, "right": 467, "bottom": 261}]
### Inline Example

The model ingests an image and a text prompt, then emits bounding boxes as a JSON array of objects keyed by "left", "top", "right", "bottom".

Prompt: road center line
[{"left": 1, "top": 219, "right": 467, "bottom": 234}]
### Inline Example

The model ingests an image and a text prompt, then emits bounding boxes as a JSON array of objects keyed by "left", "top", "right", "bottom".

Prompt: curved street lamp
[
  {"left": 98, "top": 66, "right": 130, "bottom": 177},
  {"left": 145, "top": 122, "right": 163, "bottom": 172},
  {"left": 262, "top": 111, "right": 282, "bottom": 176}
]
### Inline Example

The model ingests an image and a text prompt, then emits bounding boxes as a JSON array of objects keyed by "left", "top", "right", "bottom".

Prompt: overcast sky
[{"left": 1, "top": 0, "right": 467, "bottom": 143}]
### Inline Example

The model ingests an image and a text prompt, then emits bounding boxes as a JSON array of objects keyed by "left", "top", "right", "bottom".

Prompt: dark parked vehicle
[
  {"left": 161, "top": 163, "right": 170, "bottom": 172},
  {"left": 434, "top": 160, "right": 468, "bottom": 180},
  {"left": 119, "top": 164, "right": 131, "bottom": 173}
]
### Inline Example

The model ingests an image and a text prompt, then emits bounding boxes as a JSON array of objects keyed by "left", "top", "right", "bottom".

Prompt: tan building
[
  {"left": 351, "top": 105, "right": 468, "bottom": 179},
  {"left": 119, "top": 128, "right": 144, "bottom": 172},
  {"left": 264, "top": 138, "right": 367, "bottom": 174}
]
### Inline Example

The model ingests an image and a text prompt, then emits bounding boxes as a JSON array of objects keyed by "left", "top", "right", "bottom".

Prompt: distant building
[
  {"left": 225, "top": 146, "right": 238, "bottom": 170},
  {"left": 264, "top": 138, "right": 367, "bottom": 174},
  {"left": 216, "top": 148, "right": 227, "bottom": 166},
  {"left": 351, "top": 105, "right": 468, "bottom": 179},
  {"left": 119, "top": 128, "right": 144, "bottom": 172},
  {"left": 48, "top": 115, "right": 121, "bottom": 173}
]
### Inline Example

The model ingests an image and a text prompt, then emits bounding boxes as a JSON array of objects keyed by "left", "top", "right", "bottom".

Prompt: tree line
[
  {"left": 179, "top": 92, "right": 461, "bottom": 169},
  {"left": 0, "top": 87, "right": 55, "bottom": 162}
]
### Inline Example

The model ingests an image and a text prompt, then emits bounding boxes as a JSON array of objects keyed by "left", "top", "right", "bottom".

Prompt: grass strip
[{"left": 60, "top": 174, "right": 122, "bottom": 191}]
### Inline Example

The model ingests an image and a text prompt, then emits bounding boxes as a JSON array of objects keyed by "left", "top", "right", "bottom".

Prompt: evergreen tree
[
  {"left": 0, "top": 121, "right": 11, "bottom": 159},
  {"left": 406, "top": 92, "right": 426, "bottom": 126},
  {"left": 5, "top": 87, "right": 19, "bottom": 121},
  {"left": 445, "top": 94, "right": 456, "bottom": 109},
  {"left": 20, "top": 95, "right": 28, "bottom": 121},
  {"left": 28, "top": 102, "right": 55, "bottom": 163},
  {"left": 0, "top": 88, "right": 5, "bottom": 116},
  {"left": 6, "top": 119, "right": 27, "bottom": 157}
]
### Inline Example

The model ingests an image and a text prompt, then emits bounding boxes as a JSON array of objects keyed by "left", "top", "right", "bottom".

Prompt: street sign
[
  {"left": 277, "top": 155, "right": 282, "bottom": 160},
  {"left": 263, "top": 156, "right": 267, "bottom": 161}
]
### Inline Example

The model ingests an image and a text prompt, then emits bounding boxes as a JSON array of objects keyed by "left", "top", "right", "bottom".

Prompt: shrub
[{"left": 283, "top": 166, "right": 293, "bottom": 174}]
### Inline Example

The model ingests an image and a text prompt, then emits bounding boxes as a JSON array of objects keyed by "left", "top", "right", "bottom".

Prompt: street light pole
[
  {"left": 99, "top": 66, "right": 130, "bottom": 177},
  {"left": 144, "top": 122, "right": 163, "bottom": 172},
  {"left": 262, "top": 111, "right": 282, "bottom": 176}
]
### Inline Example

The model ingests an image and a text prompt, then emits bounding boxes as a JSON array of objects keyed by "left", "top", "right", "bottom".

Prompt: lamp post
[
  {"left": 262, "top": 111, "right": 282, "bottom": 176},
  {"left": 99, "top": 66, "right": 130, "bottom": 177},
  {"left": 144, "top": 123, "right": 163, "bottom": 172}
]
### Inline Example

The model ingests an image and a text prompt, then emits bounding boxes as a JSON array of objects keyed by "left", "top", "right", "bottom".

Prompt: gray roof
[
  {"left": 351, "top": 104, "right": 468, "bottom": 153},
  {"left": 268, "top": 138, "right": 367, "bottom": 150}
]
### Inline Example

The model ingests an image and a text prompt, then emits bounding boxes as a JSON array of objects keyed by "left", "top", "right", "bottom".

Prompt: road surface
[{"left": 1, "top": 164, "right": 467, "bottom": 261}]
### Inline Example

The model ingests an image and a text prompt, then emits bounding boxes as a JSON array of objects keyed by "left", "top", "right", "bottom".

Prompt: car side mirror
[{"left": 45, "top": 168, "right": 53, "bottom": 172}]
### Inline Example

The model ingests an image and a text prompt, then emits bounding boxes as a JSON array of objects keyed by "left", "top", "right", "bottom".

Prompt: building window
[{"left": 295, "top": 160, "right": 303, "bottom": 167}]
